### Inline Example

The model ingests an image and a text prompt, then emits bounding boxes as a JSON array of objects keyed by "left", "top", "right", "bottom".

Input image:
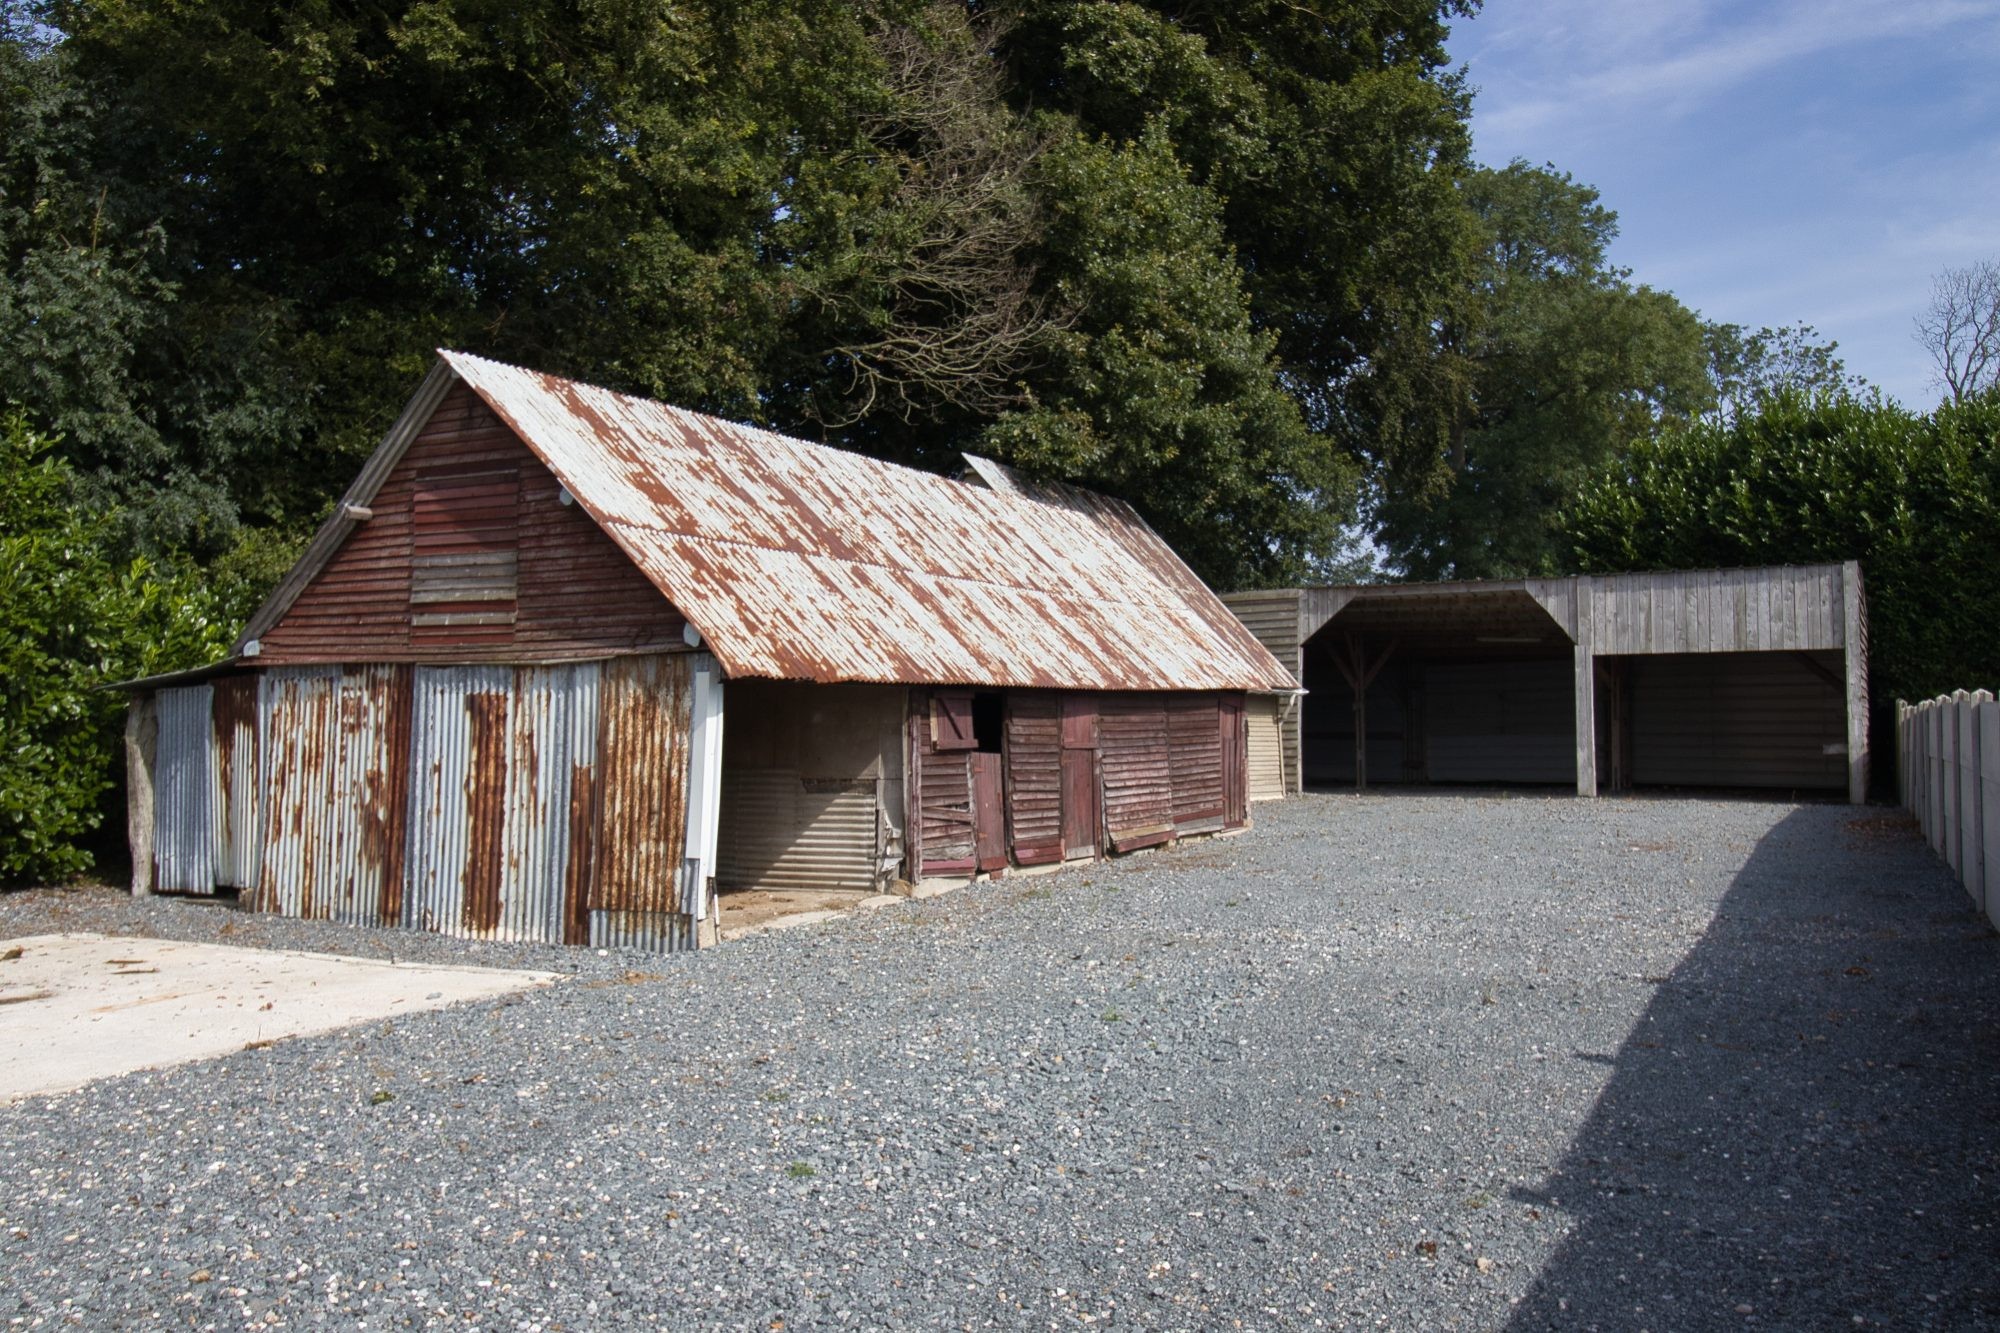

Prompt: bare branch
[
  {"left": 804, "top": 4, "right": 1076, "bottom": 428},
  {"left": 1915, "top": 259, "right": 2000, "bottom": 404}
]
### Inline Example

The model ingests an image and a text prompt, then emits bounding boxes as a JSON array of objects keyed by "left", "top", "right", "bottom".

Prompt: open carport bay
[{"left": 1, "top": 794, "right": 1994, "bottom": 1329}]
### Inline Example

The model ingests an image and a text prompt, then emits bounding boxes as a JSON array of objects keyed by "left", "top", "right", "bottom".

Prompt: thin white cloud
[{"left": 1470, "top": 0, "right": 2000, "bottom": 145}]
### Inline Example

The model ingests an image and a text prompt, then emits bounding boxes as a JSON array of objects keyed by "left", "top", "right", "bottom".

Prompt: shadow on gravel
[{"left": 1505, "top": 807, "right": 2000, "bottom": 1331}]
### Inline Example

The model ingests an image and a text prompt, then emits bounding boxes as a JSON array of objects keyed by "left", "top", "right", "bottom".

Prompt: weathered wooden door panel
[
  {"left": 970, "top": 751, "right": 1007, "bottom": 872},
  {"left": 1059, "top": 694, "right": 1101, "bottom": 859},
  {"left": 1006, "top": 693, "right": 1064, "bottom": 866},
  {"left": 1220, "top": 693, "right": 1248, "bottom": 828},
  {"left": 1099, "top": 693, "right": 1174, "bottom": 852},
  {"left": 1061, "top": 748, "right": 1099, "bottom": 859}
]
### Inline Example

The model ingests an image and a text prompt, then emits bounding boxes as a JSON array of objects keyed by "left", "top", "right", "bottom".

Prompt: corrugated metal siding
[
  {"left": 256, "top": 381, "right": 687, "bottom": 665},
  {"left": 436, "top": 351, "right": 1293, "bottom": 693},
  {"left": 404, "top": 665, "right": 511, "bottom": 935},
  {"left": 1425, "top": 660, "right": 1576, "bottom": 784},
  {"left": 1099, "top": 695, "right": 1174, "bottom": 850},
  {"left": 257, "top": 665, "right": 410, "bottom": 924},
  {"left": 509, "top": 665, "right": 598, "bottom": 941},
  {"left": 715, "top": 772, "right": 880, "bottom": 890},
  {"left": 212, "top": 676, "right": 260, "bottom": 889},
  {"left": 1168, "top": 694, "right": 1225, "bottom": 833},
  {"left": 591, "top": 653, "right": 696, "bottom": 950},
  {"left": 154, "top": 685, "right": 217, "bottom": 893},
  {"left": 1005, "top": 693, "right": 1064, "bottom": 865},
  {"left": 1630, "top": 652, "right": 1846, "bottom": 789},
  {"left": 1247, "top": 694, "right": 1285, "bottom": 803}
]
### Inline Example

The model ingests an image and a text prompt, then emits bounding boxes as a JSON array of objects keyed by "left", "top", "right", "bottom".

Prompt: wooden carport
[{"left": 1223, "top": 563, "right": 1869, "bottom": 803}]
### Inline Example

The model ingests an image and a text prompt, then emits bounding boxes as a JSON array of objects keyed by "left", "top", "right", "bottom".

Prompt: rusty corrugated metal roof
[{"left": 438, "top": 350, "right": 1295, "bottom": 692}]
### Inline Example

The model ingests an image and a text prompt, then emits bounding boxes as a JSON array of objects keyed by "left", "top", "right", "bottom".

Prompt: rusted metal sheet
[
  {"left": 404, "top": 665, "right": 509, "bottom": 935},
  {"left": 1168, "top": 694, "right": 1226, "bottom": 835},
  {"left": 403, "top": 664, "right": 598, "bottom": 943},
  {"left": 257, "top": 665, "right": 408, "bottom": 924},
  {"left": 212, "top": 676, "right": 261, "bottom": 889},
  {"left": 499, "top": 664, "right": 598, "bottom": 942},
  {"left": 1099, "top": 694, "right": 1174, "bottom": 852},
  {"left": 591, "top": 653, "right": 696, "bottom": 950},
  {"left": 436, "top": 351, "right": 1293, "bottom": 693},
  {"left": 154, "top": 685, "right": 217, "bottom": 893},
  {"left": 1004, "top": 693, "right": 1063, "bottom": 866}
]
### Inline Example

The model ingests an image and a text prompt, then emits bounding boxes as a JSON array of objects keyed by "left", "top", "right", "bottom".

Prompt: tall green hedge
[
  {"left": 0, "top": 414, "right": 236, "bottom": 883},
  {"left": 1561, "top": 391, "right": 2000, "bottom": 707}
]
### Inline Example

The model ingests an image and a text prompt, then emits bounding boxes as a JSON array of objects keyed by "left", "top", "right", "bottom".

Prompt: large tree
[
  {"left": 18, "top": 0, "right": 1483, "bottom": 588},
  {"left": 1374, "top": 161, "right": 1714, "bottom": 580}
]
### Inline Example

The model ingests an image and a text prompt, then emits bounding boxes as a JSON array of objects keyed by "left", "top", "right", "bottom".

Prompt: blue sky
[{"left": 1447, "top": 0, "right": 2000, "bottom": 409}]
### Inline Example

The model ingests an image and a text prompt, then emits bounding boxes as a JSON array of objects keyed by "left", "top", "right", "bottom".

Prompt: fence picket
[{"left": 1899, "top": 690, "right": 2000, "bottom": 928}]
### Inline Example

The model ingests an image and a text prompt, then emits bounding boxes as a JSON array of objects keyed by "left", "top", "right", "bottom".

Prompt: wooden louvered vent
[{"left": 411, "top": 465, "right": 520, "bottom": 646}]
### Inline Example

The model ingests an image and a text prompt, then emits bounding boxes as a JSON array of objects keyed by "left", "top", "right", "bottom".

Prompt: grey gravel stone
[{"left": 2, "top": 793, "right": 1996, "bottom": 1329}]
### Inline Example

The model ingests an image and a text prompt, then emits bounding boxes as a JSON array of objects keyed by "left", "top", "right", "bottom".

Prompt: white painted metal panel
[
  {"left": 1981, "top": 700, "right": 2000, "bottom": 929},
  {"left": 1246, "top": 693, "right": 1286, "bottom": 802},
  {"left": 1957, "top": 694, "right": 1980, "bottom": 900}
]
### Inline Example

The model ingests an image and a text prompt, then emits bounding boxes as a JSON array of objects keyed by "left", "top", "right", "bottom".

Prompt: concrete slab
[{"left": 0, "top": 933, "right": 559, "bottom": 1104}]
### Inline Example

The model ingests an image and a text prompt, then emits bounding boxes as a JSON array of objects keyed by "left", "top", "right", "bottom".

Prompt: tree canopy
[{"left": 1374, "top": 161, "right": 1714, "bottom": 580}]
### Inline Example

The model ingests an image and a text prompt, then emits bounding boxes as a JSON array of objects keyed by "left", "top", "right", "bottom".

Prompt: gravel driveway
[{"left": 3, "top": 794, "right": 1995, "bottom": 1330}]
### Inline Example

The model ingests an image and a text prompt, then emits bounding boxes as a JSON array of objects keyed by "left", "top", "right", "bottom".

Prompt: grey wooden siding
[
  {"left": 1579, "top": 565, "right": 1848, "bottom": 655},
  {"left": 1629, "top": 652, "right": 1846, "bottom": 789},
  {"left": 1219, "top": 589, "right": 1302, "bottom": 792}
]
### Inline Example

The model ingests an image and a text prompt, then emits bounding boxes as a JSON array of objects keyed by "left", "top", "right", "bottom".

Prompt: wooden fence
[{"left": 1898, "top": 691, "right": 2000, "bottom": 929}]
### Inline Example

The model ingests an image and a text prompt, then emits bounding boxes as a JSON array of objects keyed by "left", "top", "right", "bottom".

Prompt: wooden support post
[
  {"left": 125, "top": 694, "right": 158, "bottom": 897},
  {"left": 1574, "top": 577, "right": 1597, "bottom": 798},
  {"left": 1335, "top": 635, "right": 1397, "bottom": 791},
  {"left": 1842, "top": 560, "right": 1868, "bottom": 804}
]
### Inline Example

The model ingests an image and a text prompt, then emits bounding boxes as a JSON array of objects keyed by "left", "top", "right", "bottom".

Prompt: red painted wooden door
[
  {"left": 1220, "top": 694, "right": 1248, "bottom": 828},
  {"left": 1060, "top": 695, "right": 1101, "bottom": 860},
  {"left": 970, "top": 752, "right": 1008, "bottom": 872}
]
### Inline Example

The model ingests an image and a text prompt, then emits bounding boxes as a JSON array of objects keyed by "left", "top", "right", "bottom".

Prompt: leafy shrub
[{"left": 0, "top": 413, "right": 236, "bottom": 883}]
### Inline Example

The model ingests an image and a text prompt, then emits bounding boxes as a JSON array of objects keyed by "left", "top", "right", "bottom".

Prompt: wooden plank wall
[
  {"left": 1579, "top": 564, "right": 1847, "bottom": 656},
  {"left": 1900, "top": 690, "right": 1999, "bottom": 931},
  {"left": 258, "top": 382, "right": 688, "bottom": 664},
  {"left": 1218, "top": 589, "right": 1303, "bottom": 792}
]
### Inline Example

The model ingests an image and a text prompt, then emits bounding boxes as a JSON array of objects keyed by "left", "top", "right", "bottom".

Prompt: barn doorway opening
[{"left": 1299, "top": 587, "right": 1575, "bottom": 791}]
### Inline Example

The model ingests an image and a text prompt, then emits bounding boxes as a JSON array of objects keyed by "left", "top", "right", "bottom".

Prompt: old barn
[
  {"left": 121, "top": 352, "right": 1296, "bottom": 951},
  {"left": 1223, "top": 565, "right": 1869, "bottom": 803}
]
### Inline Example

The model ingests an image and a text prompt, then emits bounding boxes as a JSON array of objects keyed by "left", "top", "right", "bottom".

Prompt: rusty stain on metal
[
  {"left": 212, "top": 676, "right": 260, "bottom": 890},
  {"left": 564, "top": 761, "right": 596, "bottom": 945},
  {"left": 462, "top": 691, "right": 508, "bottom": 933},
  {"left": 437, "top": 350, "right": 1295, "bottom": 694}
]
